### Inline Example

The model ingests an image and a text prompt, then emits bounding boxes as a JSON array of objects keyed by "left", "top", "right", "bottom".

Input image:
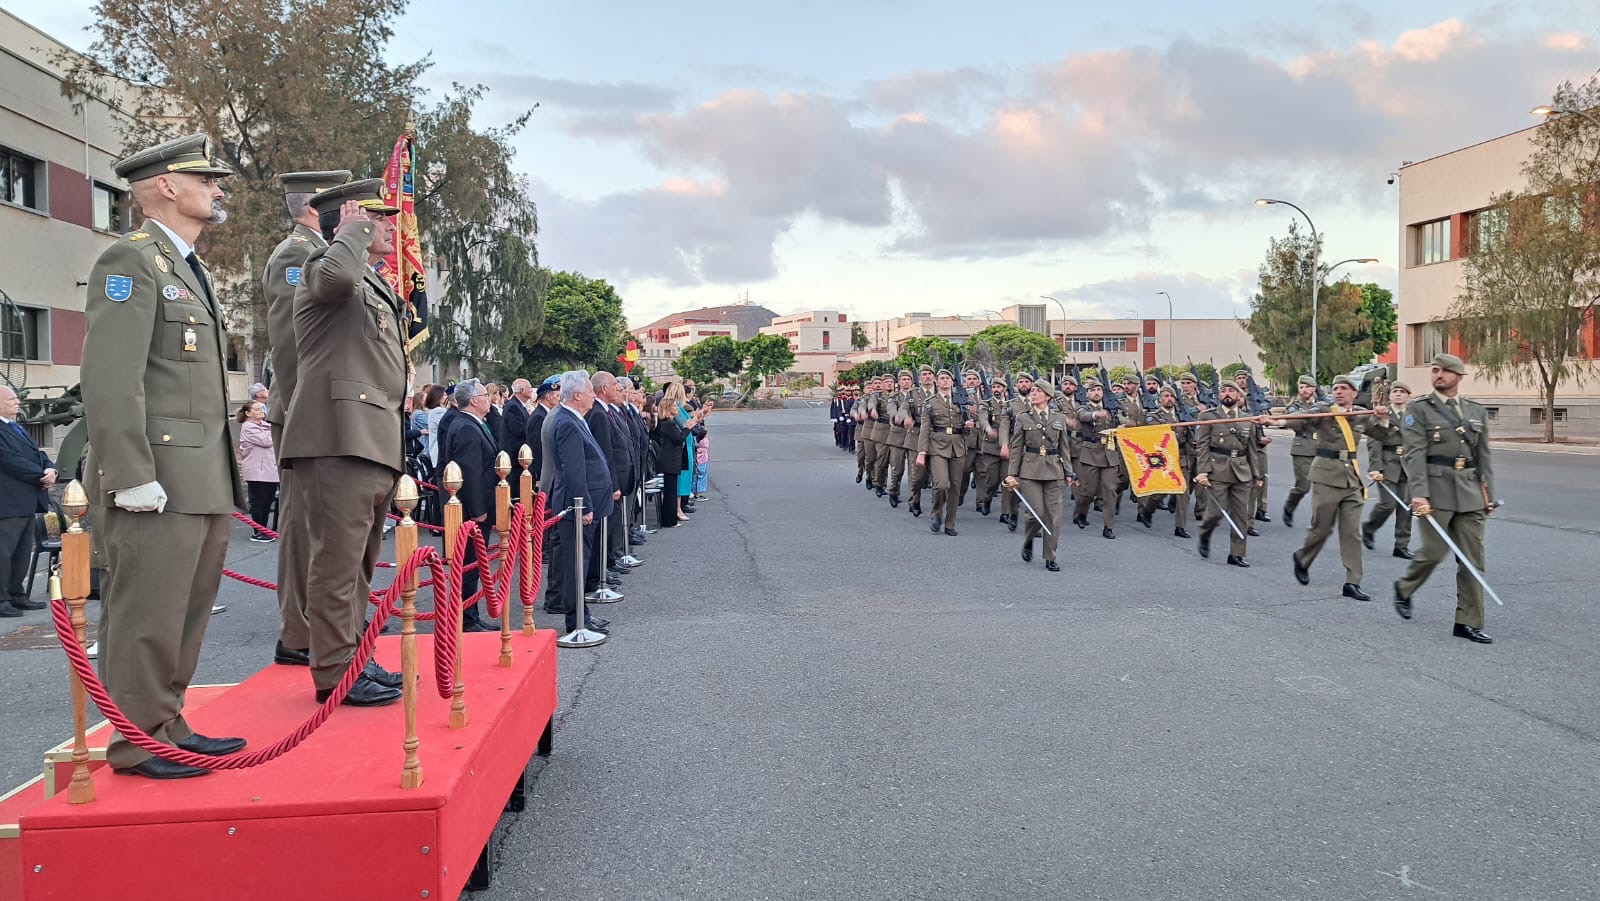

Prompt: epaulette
[
  {"left": 126, "top": 231, "right": 151, "bottom": 242},
  {"left": 291, "top": 235, "right": 309, "bottom": 243}
]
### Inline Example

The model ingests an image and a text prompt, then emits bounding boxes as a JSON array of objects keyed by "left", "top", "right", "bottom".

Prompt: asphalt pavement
[{"left": 2, "top": 408, "right": 1596, "bottom": 900}]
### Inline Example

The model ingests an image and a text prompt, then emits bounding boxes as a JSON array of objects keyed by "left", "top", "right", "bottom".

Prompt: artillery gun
[
  {"left": 1, "top": 285, "right": 88, "bottom": 476},
  {"left": 1344, "top": 362, "right": 1393, "bottom": 409}
]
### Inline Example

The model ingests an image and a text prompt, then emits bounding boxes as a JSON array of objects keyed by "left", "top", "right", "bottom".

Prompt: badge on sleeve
[
  {"left": 286, "top": 267, "right": 302, "bottom": 286},
  {"left": 1404, "top": 415, "right": 1414, "bottom": 426},
  {"left": 162, "top": 285, "right": 181, "bottom": 301},
  {"left": 104, "top": 275, "right": 133, "bottom": 302}
]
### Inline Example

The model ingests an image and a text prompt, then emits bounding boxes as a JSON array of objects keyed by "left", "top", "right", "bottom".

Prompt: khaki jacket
[
  {"left": 1303, "top": 403, "right": 1375, "bottom": 489},
  {"left": 1364, "top": 409, "right": 1407, "bottom": 483},
  {"left": 1193, "top": 409, "right": 1262, "bottom": 483},
  {"left": 1401, "top": 394, "right": 1494, "bottom": 512},
  {"left": 978, "top": 397, "right": 1010, "bottom": 455},
  {"left": 262, "top": 223, "right": 325, "bottom": 428},
  {"left": 280, "top": 220, "right": 407, "bottom": 472},
  {"left": 918, "top": 392, "right": 969, "bottom": 458},
  {"left": 885, "top": 391, "right": 908, "bottom": 447},
  {"left": 82, "top": 220, "right": 245, "bottom": 513},
  {"left": 1006, "top": 404, "right": 1072, "bottom": 481},
  {"left": 1284, "top": 399, "right": 1320, "bottom": 456},
  {"left": 1074, "top": 402, "right": 1120, "bottom": 468}
]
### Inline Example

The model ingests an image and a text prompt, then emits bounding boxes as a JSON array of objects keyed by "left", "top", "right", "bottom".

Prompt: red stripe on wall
[
  {"left": 1450, "top": 212, "right": 1470, "bottom": 260},
  {"left": 1142, "top": 320, "right": 1156, "bottom": 369},
  {"left": 51, "top": 309, "right": 85, "bottom": 366},
  {"left": 48, "top": 162, "right": 93, "bottom": 229}
]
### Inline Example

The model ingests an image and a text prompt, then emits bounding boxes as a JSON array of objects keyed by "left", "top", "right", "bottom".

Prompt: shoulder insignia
[
  {"left": 157, "top": 241, "right": 173, "bottom": 254},
  {"left": 291, "top": 235, "right": 309, "bottom": 243},
  {"left": 286, "top": 266, "right": 302, "bottom": 286},
  {"left": 104, "top": 275, "right": 133, "bottom": 302},
  {"left": 126, "top": 231, "right": 150, "bottom": 242},
  {"left": 1404, "top": 414, "right": 1414, "bottom": 426},
  {"left": 154, "top": 255, "right": 169, "bottom": 273}
]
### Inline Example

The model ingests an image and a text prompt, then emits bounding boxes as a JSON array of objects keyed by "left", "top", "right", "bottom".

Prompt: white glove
[{"left": 113, "top": 480, "right": 168, "bottom": 513}]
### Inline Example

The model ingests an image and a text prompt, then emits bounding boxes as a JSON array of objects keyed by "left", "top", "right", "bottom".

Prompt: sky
[{"left": 9, "top": 1, "right": 1598, "bottom": 327}]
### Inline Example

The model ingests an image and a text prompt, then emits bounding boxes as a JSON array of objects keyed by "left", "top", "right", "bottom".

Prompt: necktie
[
  {"left": 480, "top": 418, "right": 494, "bottom": 443},
  {"left": 186, "top": 252, "right": 214, "bottom": 308}
]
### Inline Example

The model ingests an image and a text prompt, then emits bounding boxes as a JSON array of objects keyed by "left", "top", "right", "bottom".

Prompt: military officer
[
  {"left": 880, "top": 370, "right": 911, "bottom": 505},
  {"left": 1233, "top": 369, "right": 1272, "bottom": 525},
  {"left": 854, "top": 376, "right": 880, "bottom": 488},
  {"left": 916, "top": 369, "right": 970, "bottom": 535},
  {"left": 1000, "top": 372, "right": 1037, "bottom": 530},
  {"left": 973, "top": 378, "right": 1011, "bottom": 516},
  {"left": 1192, "top": 381, "right": 1264, "bottom": 566},
  {"left": 1363, "top": 382, "right": 1415, "bottom": 558},
  {"left": 904, "top": 366, "right": 936, "bottom": 517},
  {"left": 1003, "top": 381, "right": 1073, "bottom": 571},
  {"left": 955, "top": 370, "right": 983, "bottom": 508},
  {"left": 1135, "top": 384, "right": 1193, "bottom": 538},
  {"left": 1178, "top": 371, "right": 1209, "bottom": 521},
  {"left": 280, "top": 179, "right": 408, "bottom": 706},
  {"left": 1280, "top": 375, "right": 1320, "bottom": 527},
  {"left": 869, "top": 374, "right": 895, "bottom": 494},
  {"left": 83, "top": 134, "right": 247, "bottom": 779},
  {"left": 1290, "top": 376, "right": 1387, "bottom": 600},
  {"left": 262, "top": 169, "right": 351, "bottom": 670},
  {"left": 1072, "top": 379, "right": 1123, "bottom": 539},
  {"left": 1393, "top": 354, "right": 1497, "bottom": 644}
]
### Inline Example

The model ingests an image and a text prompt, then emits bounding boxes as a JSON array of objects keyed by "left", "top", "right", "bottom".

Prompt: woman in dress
[{"left": 237, "top": 401, "right": 278, "bottom": 542}]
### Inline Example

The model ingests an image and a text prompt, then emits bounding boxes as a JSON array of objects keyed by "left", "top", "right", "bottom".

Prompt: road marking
[{"left": 1376, "top": 865, "right": 1446, "bottom": 894}]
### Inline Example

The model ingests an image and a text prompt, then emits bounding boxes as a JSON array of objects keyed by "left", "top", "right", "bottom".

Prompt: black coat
[
  {"left": 0, "top": 421, "right": 52, "bottom": 518},
  {"left": 654, "top": 416, "right": 686, "bottom": 476},
  {"left": 526, "top": 403, "right": 551, "bottom": 486},
  {"left": 584, "top": 403, "right": 629, "bottom": 496},
  {"left": 549, "top": 406, "right": 615, "bottom": 520},
  {"left": 501, "top": 399, "right": 529, "bottom": 460},
  {"left": 438, "top": 408, "right": 498, "bottom": 521}
]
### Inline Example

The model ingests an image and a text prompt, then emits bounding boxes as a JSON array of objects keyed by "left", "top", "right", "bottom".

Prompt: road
[{"left": 2, "top": 407, "right": 1596, "bottom": 900}]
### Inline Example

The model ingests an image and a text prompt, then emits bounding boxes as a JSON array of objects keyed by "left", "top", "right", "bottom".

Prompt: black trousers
[
  {"left": 246, "top": 480, "right": 277, "bottom": 533},
  {"left": 0, "top": 514, "right": 32, "bottom": 604},
  {"left": 548, "top": 515, "right": 598, "bottom": 631},
  {"left": 460, "top": 523, "right": 495, "bottom": 626},
  {"left": 657, "top": 476, "right": 680, "bottom": 528}
]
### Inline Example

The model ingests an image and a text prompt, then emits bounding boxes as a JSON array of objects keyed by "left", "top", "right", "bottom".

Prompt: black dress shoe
[
  {"left": 977, "top": 504, "right": 990, "bottom": 516},
  {"left": 856, "top": 473, "right": 864, "bottom": 484},
  {"left": 1361, "top": 532, "right": 1375, "bottom": 551},
  {"left": 1392, "top": 581, "right": 1412, "bottom": 620},
  {"left": 1282, "top": 506, "right": 1294, "bottom": 527},
  {"left": 1102, "top": 527, "right": 1115, "bottom": 540},
  {"left": 1044, "top": 560, "right": 1060, "bottom": 572},
  {"left": 1136, "top": 511, "right": 1151, "bottom": 528},
  {"left": 930, "top": 521, "right": 942, "bottom": 534},
  {"left": 1292, "top": 553, "right": 1310, "bottom": 585},
  {"left": 1074, "top": 516, "right": 1089, "bottom": 529},
  {"left": 1247, "top": 526, "right": 1261, "bottom": 537},
  {"left": 1021, "top": 543, "right": 1033, "bottom": 562},
  {"left": 1007, "top": 516, "right": 1018, "bottom": 533},
  {"left": 463, "top": 620, "right": 498, "bottom": 633},
  {"left": 1227, "top": 555, "right": 1250, "bottom": 568},
  {"left": 889, "top": 494, "right": 900, "bottom": 508},
  {"left": 1453, "top": 623, "right": 1493, "bottom": 644},
  {"left": 1255, "top": 511, "right": 1271, "bottom": 523},
  {"left": 944, "top": 527, "right": 958, "bottom": 536},
  {"left": 910, "top": 503, "right": 923, "bottom": 518},
  {"left": 1198, "top": 533, "right": 1211, "bottom": 559},
  {"left": 876, "top": 488, "right": 886, "bottom": 497},
  {"left": 10, "top": 597, "right": 46, "bottom": 610},
  {"left": 273, "top": 642, "right": 310, "bottom": 666},
  {"left": 318, "top": 673, "right": 402, "bottom": 707},
  {"left": 176, "top": 733, "right": 247, "bottom": 755},
  {"left": 583, "top": 619, "right": 610, "bottom": 634},
  {"left": 587, "top": 616, "right": 610, "bottom": 630},
  {"left": 1174, "top": 528, "right": 1191, "bottom": 539},
  {"left": 115, "top": 757, "right": 210, "bottom": 780},
  {"left": 0, "top": 603, "right": 22, "bottom": 618},
  {"left": 1393, "top": 547, "right": 1414, "bottom": 560},
  {"left": 364, "top": 659, "right": 404, "bottom": 688},
  {"left": 1342, "top": 583, "right": 1372, "bottom": 601}
]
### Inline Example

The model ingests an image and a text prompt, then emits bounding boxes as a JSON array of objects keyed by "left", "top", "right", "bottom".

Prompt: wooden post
[
  {"left": 494, "top": 452, "right": 513, "bottom": 668},
  {"left": 519, "top": 444, "right": 535, "bottom": 637},
  {"left": 393, "top": 476, "right": 424, "bottom": 789},
  {"left": 442, "top": 462, "right": 468, "bottom": 730},
  {"left": 59, "top": 481, "right": 95, "bottom": 804}
]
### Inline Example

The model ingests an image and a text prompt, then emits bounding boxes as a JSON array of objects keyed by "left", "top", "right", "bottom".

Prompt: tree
[
  {"left": 1243, "top": 221, "right": 1374, "bottom": 384},
  {"left": 1449, "top": 76, "right": 1600, "bottom": 442},
  {"left": 850, "top": 321, "right": 869, "bottom": 351},
  {"left": 515, "top": 271, "right": 625, "bottom": 378},
  {"left": 898, "top": 337, "right": 962, "bottom": 372},
  {"left": 1360, "top": 283, "right": 1397, "bottom": 352},
  {"left": 674, "top": 335, "right": 743, "bottom": 388},
  {"left": 742, "top": 333, "right": 796, "bottom": 397},
  {"left": 968, "top": 324, "right": 1063, "bottom": 376},
  {"left": 838, "top": 359, "right": 896, "bottom": 385}
]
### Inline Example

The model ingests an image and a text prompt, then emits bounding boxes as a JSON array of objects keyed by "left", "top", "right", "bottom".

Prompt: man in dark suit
[
  {"left": 439, "top": 379, "right": 499, "bottom": 632},
  {"left": 501, "top": 379, "right": 532, "bottom": 499},
  {"left": 526, "top": 376, "right": 559, "bottom": 483},
  {"left": 0, "top": 387, "right": 54, "bottom": 617},
  {"left": 485, "top": 382, "right": 506, "bottom": 450},
  {"left": 586, "top": 372, "right": 630, "bottom": 584},
  {"left": 547, "top": 371, "right": 615, "bottom": 635}
]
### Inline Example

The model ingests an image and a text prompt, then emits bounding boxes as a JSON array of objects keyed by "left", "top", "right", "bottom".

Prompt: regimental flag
[
  {"left": 1116, "top": 424, "right": 1187, "bottom": 496},
  {"left": 380, "top": 123, "right": 430, "bottom": 353},
  {"left": 617, "top": 339, "right": 640, "bottom": 373}
]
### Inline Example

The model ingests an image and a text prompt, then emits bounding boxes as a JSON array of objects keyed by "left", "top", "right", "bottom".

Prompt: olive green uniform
[
  {"left": 1072, "top": 401, "right": 1122, "bottom": 530},
  {"left": 1396, "top": 394, "right": 1495, "bottom": 630},
  {"left": 1137, "top": 405, "right": 1191, "bottom": 531},
  {"left": 902, "top": 387, "right": 930, "bottom": 510},
  {"left": 973, "top": 393, "right": 1010, "bottom": 513},
  {"left": 1193, "top": 410, "right": 1262, "bottom": 558},
  {"left": 918, "top": 392, "right": 969, "bottom": 529},
  {"left": 1292, "top": 404, "right": 1379, "bottom": 585},
  {"left": 867, "top": 390, "right": 892, "bottom": 489},
  {"left": 853, "top": 390, "right": 876, "bottom": 485},
  {"left": 84, "top": 220, "right": 246, "bottom": 770},
  {"left": 1363, "top": 410, "right": 1413, "bottom": 551},
  {"left": 883, "top": 390, "right": 909, "bottom": 499},
  {"left": 1007, "top": 403, "right": 1073, "bottom": 562},
  {"left": 1282, "top": 398, "right": 1319, "bottom": 519}
]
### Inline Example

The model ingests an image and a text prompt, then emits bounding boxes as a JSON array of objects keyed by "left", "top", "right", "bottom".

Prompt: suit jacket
[
  {"left": 526, "top": 403, "right": 551, "bottom": 485},
  {"left": 262, "top": 223, "right": 325, "bottom": 429},
  {"left": 585, "top": 403, "right": 626, "bottom": 496},
  {"left": 0, "top": 421, "right": 52, "bottom": 518},
  {"left": 487, "top": 404, "right": 505, "bottom": 450},
  {"left": 549, "top": 406, "right": 615, "bottom": 520},
  {"left": 82, "top": 218, "right": 245, "bottom": 513},
  {"left": 654, "top": 415, "right": 686, "bottom": 475},
  {"left": 501, "top": 398, "right": 530, "bottom": 460},
  {"left": 439, "top": 408, "right": 498, "bottom": 521},
  {"left": 280, "top": 219, "right": 407, "bottom": 473}
]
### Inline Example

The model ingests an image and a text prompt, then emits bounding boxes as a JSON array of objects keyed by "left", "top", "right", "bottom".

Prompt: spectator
[
  {"left": 412, "top": 384, "right": 446, "bottom": 469},
  {"left": 658, "top": 382, "right": 704, "bottom": 523},
  {"left": 526, "top": 375, "right": 560, "bottom": 486},
  {"left": 425, "top": 384, "right": 449, "bottom": 468},
  {"left": 237, "top": 401, "right": 278, "bottom": 543},
  {"left": 484, "top": 382, "right": 506, "bottom": 449},
  {"left": 545, "top": 370, "right": 613, "bottom": 635},
  {"left": 652, "top": 389, "right": 687, "bottom": 528},
  {"left": 438, "top": 379, "right": 499, "bottom": 632},
  {"left": 502, "top": 378, "right": 533, "bottom": 498},
  {"left": 0, "top": 386, "right": 55, "bottom": 616},
  {"left": 585, "top": 372, "right": 630, "bottom": 588}
]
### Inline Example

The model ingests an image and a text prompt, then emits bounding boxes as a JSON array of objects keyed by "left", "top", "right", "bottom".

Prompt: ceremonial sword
[
  {"left": 1374, "top": 479, "right": 1504, "bottom": 606},
  {"left": 1008, "top": 485, "right": 1053, "bottom": 537},
  {"left": 1201, "top": 485, "right": 1246, "bottom": 541}
]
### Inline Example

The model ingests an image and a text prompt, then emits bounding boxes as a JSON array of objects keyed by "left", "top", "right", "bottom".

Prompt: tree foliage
[
  {"left": 1359, "top": 283, "right": 1398, "bottom": 352},
  {"left": 850, "top": 321, "right": 869, "bottom": 351},
  {"left": 743, "top": 333, "right": 796, "bottom": 390},
  {"left": 969, "top": 324, "right": 1064, "bottom": 375},
  {"left": 1449, "top": 76, "right": 1600, "bottom": 442},
  {"left": 515, "top": 271, "right": 624, "bottom": 380},
  {"left": 897, "top": 337, "right": 962, "bottom": 372},
  {"left": 674, "top": 335, "right": 743, "bottom": 388},
  {"left": 1243, "top": 221, "right": 1374, "bottom": 384}
]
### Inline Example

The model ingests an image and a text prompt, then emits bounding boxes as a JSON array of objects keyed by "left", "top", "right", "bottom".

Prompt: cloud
[
  {"left": 1041, "top": 270, "right": 1259, "bottom": 319},
  {"left": 454, "top": 73, "right": 676, "bottom": 113}
]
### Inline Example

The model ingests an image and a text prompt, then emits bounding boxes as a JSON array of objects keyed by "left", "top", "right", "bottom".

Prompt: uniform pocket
[
  {"left": 158, "top": 300, "right": 215, "bottom": 362},
  {"left": 332, "top": 378, "right": 387, "bottom": 408},
  {"left": 146, "top": 416, "right": 207, "bottom": 448}
]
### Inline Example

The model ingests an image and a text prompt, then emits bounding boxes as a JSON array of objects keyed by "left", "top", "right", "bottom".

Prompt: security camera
[{"left": 1386, "top": 175, "right": 1394, "bottom": 185}]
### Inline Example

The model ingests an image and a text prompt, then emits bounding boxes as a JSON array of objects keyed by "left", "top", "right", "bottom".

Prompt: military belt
[
  {"left": 1209, "top": 448, "right": 1243, "bottom": 458},
  {"left": 1315, "top": 449, "right": 1352, "bottom": 461},
  {"left": 1426, "top": 454, "right": 1472, "bottom": 471},
  {"left": 941, "top": 426, "right": 969, "bottom": 435},
  {"left": 1028, "top": 445, "right": 1058, "bottom": 457}
]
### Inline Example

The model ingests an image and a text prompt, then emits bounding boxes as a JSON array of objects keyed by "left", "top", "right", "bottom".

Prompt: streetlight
[
  {"left": 1155, "top": 291, "right": 1174, "bottom": 371},
  {"left": 1255, "top": 198, "right": 1324, "bottom": 380},
  {"left": 1040, "top": 295, "right": 1073, "bottom": 380},
  {"left": 1532, "top": 105, "right": 1600, "bottom": 130}
]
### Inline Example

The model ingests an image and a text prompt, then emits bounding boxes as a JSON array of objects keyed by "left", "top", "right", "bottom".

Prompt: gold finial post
[
  {"left": 441, "top": 463, "right": 468, "bottom": 729},
  {"left": 493, "top": 453, "right": 513, "bottom": 666},
  {"left": 59, "top": 481, "right": 95, "bottom": 803},
  {"left": 518, "top": 445, "right": 536, "bottom": 637},
  {"left": 393, "top": 477, "right": 425, "bottom": 788}
]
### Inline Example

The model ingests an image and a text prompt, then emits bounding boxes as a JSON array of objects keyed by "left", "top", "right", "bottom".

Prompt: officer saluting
[
  {"left": 1393, "top": 354, "right": 1498, "bottom": 644},
  {"left": 83, "top": 134, "right": 247, "bottom": 779}
]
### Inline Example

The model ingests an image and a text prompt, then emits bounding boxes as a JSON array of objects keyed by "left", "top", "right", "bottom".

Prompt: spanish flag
[
  {"left": 617, "top": 339, "right": 640, "bottom": 373},
  {"left": 1115, "top": 424, "right": 1187, "bottom": 496},
  {"left": 380, "top": 120, "right": 429, "bottom": 353}
]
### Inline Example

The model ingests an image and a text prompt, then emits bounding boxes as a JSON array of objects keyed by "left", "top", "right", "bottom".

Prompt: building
[
  {"left": 630, "top": 301, "right": 778, "bottom": 381},
  {"left": 1397, "top": 124, "right": 1600, "bottom": 436}
]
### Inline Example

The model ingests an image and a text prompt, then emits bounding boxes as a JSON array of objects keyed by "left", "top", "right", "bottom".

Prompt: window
[
  {"left": 1483, "top": 407, "right": 1499, "bottom": 423},
  {"left": 1098, "top": 337, "right": 1128, "bottom": 352},
  {"left": 1469, "top": 207, "right": 1508, "bottom": 254},
  {"left": 0, "top": 146, "right": 43, "bottom": 211},
  {"left": 0, "top": 306, "right": 47, "bottom": 361},
  {"left": 1415, "top": 218, "right": 1451, "bottom": 265},
  {"left": 1410, "top": 322, "right": 1448, "bottom": 364},
  {"left": 93, "top": 182, "right": 131, "bottom": 232},
  {"left": 1066, "top": 337, "right": 1096, "bottom": 353},
  {"left": 821, "top": 330, "right": 830, "bottom": 350},
  {"left": 1531, "top": 407, "right": 1567, "bottom": 425}
]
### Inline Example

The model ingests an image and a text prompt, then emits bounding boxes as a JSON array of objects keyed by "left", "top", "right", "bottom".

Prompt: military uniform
[
  {"left": 883, "top": 376, "right": 912, "bottom": 502},
  {"left": 903, "top": 374, "right": 933, "bottom": 514},
  {"left": 1193, "top": 399, "right": 1262, "bottom": 562},
  {"left": 973, "top": 386, "right": 1010, "bottom": 515},
  {"left": 917, "top": 376, "right": 969, "bottom": 533},
  {"left": 1072, "top": 384, "right": 1123, "bottom": 536},
  {"left": 954, "top": 372, "right": 982, "bottom": 507},
  {"left": 853, "top": 385, "right": 875, "bottom": 485},
  {"left": 263, "top": 170, "right": 350, "bottom": 663},
  {"left": 1362, "top": 388, "right": 1413, "bottom": 555},
  {"left": 280, "top": 180, "right": 407, "bottom": 699},
  {"left": 1006, "top": 388, "right": 1073, "bottom": 568},
  {"left": 82, "top": 135, "right": 246, "bottom": 773},
  {"left": 1234, "top": 375, "right": 1271, "bottom": 520},
  {"left": 1291, "top": 380, "right": 1382, "bottom": 594},
  {"left": 1282, "top": 376, "right": 1320, "bottom": 525},
  {"left": 1136, "top": 389, "right": 1192, "bottom": 536},
  {"left": 1395, "top": 355, "right": 1496, "bottom": 635},
  {"left": 868, "top": 384, "right": 894, "bottom": 491},
  {"left": 1000, "top": 376, "right": 1038, "bottom": 527}
]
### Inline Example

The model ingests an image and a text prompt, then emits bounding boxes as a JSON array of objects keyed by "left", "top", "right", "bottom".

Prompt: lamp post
[
  {"left": 1155, "top": 291, "right": 1173, "bottom": 372},
  {"left": 1532, "top": 105, "right": 1600, "bottom": 130},
  {"left": 1040, "top": 295, "right": 1074, "bottom": 381},
  {"left": 1255, "top": 198, "right": 1324, "bottom": 381}
]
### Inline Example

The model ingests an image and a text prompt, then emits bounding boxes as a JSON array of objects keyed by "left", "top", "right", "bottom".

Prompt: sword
[
  {"left": 1375, "top": 480, "right": 1503, "bottom": 607},
  {"left": 1009, "top": 485, "right": 1053, "bottom": 537},
  {"left": 1202, "top": 485, "right": 1245, "bottom": 541}
]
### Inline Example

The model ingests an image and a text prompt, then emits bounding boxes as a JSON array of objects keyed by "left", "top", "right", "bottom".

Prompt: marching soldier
[
  {"left": 1234, "top": 369, "right": 1273, "bottom": 525},
  {"left": 999, "top": 372, "right": 1037, "bottom": 530},
  {"left": 1051, "top": 373, "right": 1083, "bottom": 466},
  {"left": 856, "top": 376, "right": 884, "bottom": 490},
  {"left": 1135, "top": 384, "right": 1193, "bottom": 538},
  {"left": 1192, "top": 381, "right": 1264, "bottom": 567},
  {"left": 915, "top": 369, "right": 971, "bottom": 535},
  {"left": 905, "top": 366, "right": 936, "bottom": 517},
  {"left": 83, "top": 134, "right": 248, "bottom": 778},
  {"left": 1290, "top": 375, "right": 1387, "bottom": 600},
  {"left": 1363, "top": 382, "right": 1415, "bottom": 558},
  {"left": 1281, "top": 375, "right": 1319, "bottom": 527},
  {"left": 973, "top": 378, "right": 1011, "bottom": 516},
  {"left": 871, "top": 372, "right": 901, "bottom": 496},
  {"left": 1071, "top": 379, "right": 1123, "bottom": 539},
  {"left": 1003, "top": 381, "right": 1074, "bottom": 572},
  {"left": 1393, "top": 354, "right": 1497, "bottom": 644},
  {"left": 955, "top": 370, "right": 983, "bottom": 508},
  {"left": 1178, "top": 371, "right": 1209, "bottom": 522},
  {"left": 263, "top": 169, "right": 351, "bottom": 670},
  {"left": 883, "top": 370, "right": 914, "bottom": 506}
]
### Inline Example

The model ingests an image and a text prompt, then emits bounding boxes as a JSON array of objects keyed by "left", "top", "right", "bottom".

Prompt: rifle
[
  {"left": 1134, "top": 362, "right": 1158, "bottom": 412},
  {"left": 1238, "top": 357, "right": 1272, "bottom": 415},
  {"left": 1205, "top": 359, "right": 1223, "bottom": 409},
  {"left": 1191, "top": 356, "right": 1219, "bottom": 408},
  {"left": 1072, "top": 363, "right": 1088, "bottom": 405}
]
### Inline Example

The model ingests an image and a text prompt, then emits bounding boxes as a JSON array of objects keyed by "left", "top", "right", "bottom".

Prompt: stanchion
[
  {"left": 641, "top": 478, "right": 660, "bottom": 533},
  {"left": 393, "top": 476, "right": 424, "bottom": 789},
  {"left": 618, "top": 482, "right": 642, "bottom": 569},
  {"left": 556, "top": 497, "right": 607, "bottom": 648},
  {"left": 494, "top": 452, "right": 513, "bottom": 668},
  {"left": 519, "top": 444, "right": 535, "bottom": 637},
  {"left": 442, "top": 462, "right": 468, "bottom": 729},
  {"left": 585, "top": 512, "right": 623, "bottom": 604},
  {"left": 58, "top": 480, "right": 95, "bottom": 804}
]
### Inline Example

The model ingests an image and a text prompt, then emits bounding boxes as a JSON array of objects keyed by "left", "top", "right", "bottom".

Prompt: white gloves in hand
[{"left": 114, "top": 480, "right": 168, "bottom": 513}]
